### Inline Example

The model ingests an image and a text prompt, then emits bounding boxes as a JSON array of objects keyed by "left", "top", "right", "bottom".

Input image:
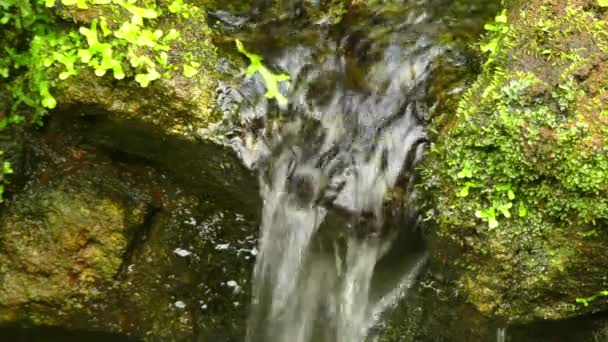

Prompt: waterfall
[{"left": 213, "top": 1, "right": 451, "bottom": 341}]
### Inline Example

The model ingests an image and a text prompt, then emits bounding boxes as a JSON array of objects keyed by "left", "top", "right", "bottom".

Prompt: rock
[
  {"left": 422, "top": 0, "right": 608, "bottom": 323},
  {"left": 0, "top": 110, "right": 259, "bottom": 340},
  {"left": 45, "top": 0, "right": 221, "bottom": 138},
  {"left": 375, "top": 240, "right": 608, "bottom": 342},
  {"left": 0, "top": 1, "right": 262, "bottom": 337},
  {"left": 0, "top": 138, "right": 150, "bottom": 326}
]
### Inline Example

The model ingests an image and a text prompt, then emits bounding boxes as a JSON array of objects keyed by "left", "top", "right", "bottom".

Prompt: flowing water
[
  {"left": 3, "top": 1, "right": 608, "bottom": 341},
  {"left": 207, "top": 1, "right": 498, "bottom": 341}
]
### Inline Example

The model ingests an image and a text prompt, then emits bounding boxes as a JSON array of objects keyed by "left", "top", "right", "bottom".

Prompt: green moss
[
  {"left": 426, "top": 2, "right": 608, "bottom": 239},
  {"left": 423, "top": 0, "right": 608, "bottom": 321},
  {"left": 1, "top": 0, "right": 221, "bottom": 154}
]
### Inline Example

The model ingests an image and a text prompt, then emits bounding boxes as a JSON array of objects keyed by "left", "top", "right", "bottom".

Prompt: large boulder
[
  {"left": 0, "top": 99, "right": 258, "bottom": 340},
  {"left": 422, "top": 0, "right": 608, "bottom": 323}
]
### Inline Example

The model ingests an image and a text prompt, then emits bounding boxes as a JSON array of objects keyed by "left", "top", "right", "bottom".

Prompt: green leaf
[
  {"left": 163, "top": 29, "right": 179, "bottom": 42},
  {"left": 599, "top": 0, "right": 608, "bottom": 7},
  {"left": 457, "top": 165, "right": 472, "bottom": 178},
  {"left": 3, "top": 161, "right": 13, "bottom": 174},
  {"left": 480, "top": 40, "right": 498, "bottom": 53},
  {"left": 495, "top": 9, "right": 507, "bottom": 23},
  {"left": 169, "top": 0, "right": 183, "bottom": 13},
  {"left": 112, "top": 62, "right": 125, "bottom": 80},
  {"left": 78, "top": 49, "right": 92, "bottom": 63},
  {"left": 41, "top": 95, "right": 57, "bottom": 109},
  {"left": 135, "top": 68, "right": 160, "bottom": 87},
  {"left": 494, "top": 201, "right": 512, "bottom": 218},
  {"left": 58, "top": 71, "right": 72, "bottom": 80},
  {"left": 576, "top": 298, "right": 589, "bottom": 307},
  {"left": 457, "top": 186, "right": 469, "bottom": 198},
  {"left": 236, "top": 39, "right": 290, "bottom": 106},
  {"left": 76, "top": 0, "right": 88, "bottom": 9},
  {"left": 183, "top": 64, "right": 198, "bottom": 78},
  {"left": 99, "top": 18, "right": 112, "bottom": 37},
  {"left": 518, "top": 202, "right": 527, "bottom": 217}
]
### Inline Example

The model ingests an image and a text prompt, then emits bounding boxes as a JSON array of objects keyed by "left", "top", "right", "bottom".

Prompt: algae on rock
[
  {"left": 50, "top": 0, "right": 222, "bottom": 137},
  {"left": 422, "top": 0, "right": 608, "bottom": 323},
  {"left": 1, "top": 0, "right": 223, "bottom": 139},
  {"left": 0, "top": 114, "right": 259, "bottom": 340}
]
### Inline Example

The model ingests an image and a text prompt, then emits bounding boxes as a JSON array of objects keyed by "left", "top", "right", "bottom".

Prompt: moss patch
[{"left": 423, "top": 0, "right": 608, "bottom": 322}]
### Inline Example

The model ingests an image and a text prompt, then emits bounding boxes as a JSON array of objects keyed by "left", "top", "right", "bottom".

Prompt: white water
[
  {"left": 241, "top": 75, "right": 431, "bottom": 342},
  {"left": 244, "top": 108, "right": 428, "bottom": 342},
  {"left": 213, "top": 2, "right": 446, "bottom": 341},
  {"left": 497, "top": 327, "right": 507, "bottom": 342}
]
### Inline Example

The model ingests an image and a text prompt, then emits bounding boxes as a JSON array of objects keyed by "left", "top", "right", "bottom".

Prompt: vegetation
[
  {"left": 235, "top": 39, "right": 291, "bottom": 106},
  {"left": 421, "top": 0, "right": 608, "bottom": 320},
  {"left": 0, "top": 0, "right": 213, "bottom": 200},
  {"left": 577, "top": 290, "right": 608, "bottom": 307},
  {"left": 427, "top": 4, "right": 608, "bottom": 232}
]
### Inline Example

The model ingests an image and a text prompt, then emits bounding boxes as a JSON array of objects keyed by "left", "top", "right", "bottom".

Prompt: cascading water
[{"left": 205, "top": 0, "right": 495, "bottom": 341}]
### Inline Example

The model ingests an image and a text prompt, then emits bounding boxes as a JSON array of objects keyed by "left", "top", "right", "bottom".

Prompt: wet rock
[
  {"left": 0, "top": 140, "right": 151, "bottom": 326},
  {"left": 48, "top": 0, "right": 221, "bottom": 138},
  {"left": 422, "top": 0, "right": 608, "bottom": 323},
  {"left": 376, "top": 265, "right": 608, "bottom": 342},
  {"left": 0, "top": 114, "right": 258, "bottom": 340}
]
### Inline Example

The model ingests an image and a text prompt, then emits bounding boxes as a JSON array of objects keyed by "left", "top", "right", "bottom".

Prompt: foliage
[
  {"left": 235, "top": 39, "right": 290, "bottom": 106},
  {"left": 414, "top": 0, "right": 608, "bottom": 320},
  {"left": 421, "top": 2, "right": 608, "bottom": 315},
  {"left": 0, "top": 0, "right": 210, "bottom": 201},
  {"left": 425, "top": 3, "right": 608, "bottom": 233},
  {"left": 577, "top": 290, "right": 608, "bottom": 307}
]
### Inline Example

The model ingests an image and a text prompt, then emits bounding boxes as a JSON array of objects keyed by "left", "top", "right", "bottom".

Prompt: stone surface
[
  {"left": 49, "top": 0, "right": 221, "bottom": 138},
  {"left": 422, "top": 0, "right": 608, "bottom": 323},
  {"left": 0, "top": 106, "right": 258, "bottom": 340}
]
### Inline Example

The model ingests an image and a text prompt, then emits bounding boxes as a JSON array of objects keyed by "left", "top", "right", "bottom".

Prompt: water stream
[{"left": 208, "top": 1, "right": 488, "bottom": 341}]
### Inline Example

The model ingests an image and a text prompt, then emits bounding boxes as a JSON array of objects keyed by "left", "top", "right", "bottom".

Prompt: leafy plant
[
  {"left": 577, "top": 290, "right": 608, "bottom": 307},
  {"left": 0, "top": 0, "right": 208, "bottom": 201},
  {"left": 235, "top": 39, "right": 291, "bottom": 106},
  {"left": 480, "top": 9, "right": 509, "bottom": 65}
]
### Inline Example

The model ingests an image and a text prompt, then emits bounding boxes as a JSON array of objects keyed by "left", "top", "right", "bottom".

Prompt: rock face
[
  {"left": 0, "top": 2, "right": 261, "bottom": 337},
  {"left": 376, "top": 239, "right": 608, "bottom": 342},
  {"left": 0, "top": 152, "right": 144, "bottom": 324},
  {"left": 422, "top": 0, "right": 608, "bottom": 323},
  {"left": 46, "top": 0, "right": 222, "bottom": 138},
  {"left": 0, "top": 113, "right": 259, "bottom": 340}
]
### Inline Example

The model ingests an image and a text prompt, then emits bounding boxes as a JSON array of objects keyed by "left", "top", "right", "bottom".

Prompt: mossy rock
[
  {"left": 0, "top": 113, "right": 259, "bottom": 340},
  {"left": 375, "top": 239, "right": 608, "bottom": 342},
  {"left": 422, "top": 0, "right": 608, "bottom": 323},
  {"left": 42, "top": 0, "right": 221, "bottom": 138},
  {"left": 0, "top": 148, "right": 149, "bottom": 324}
]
